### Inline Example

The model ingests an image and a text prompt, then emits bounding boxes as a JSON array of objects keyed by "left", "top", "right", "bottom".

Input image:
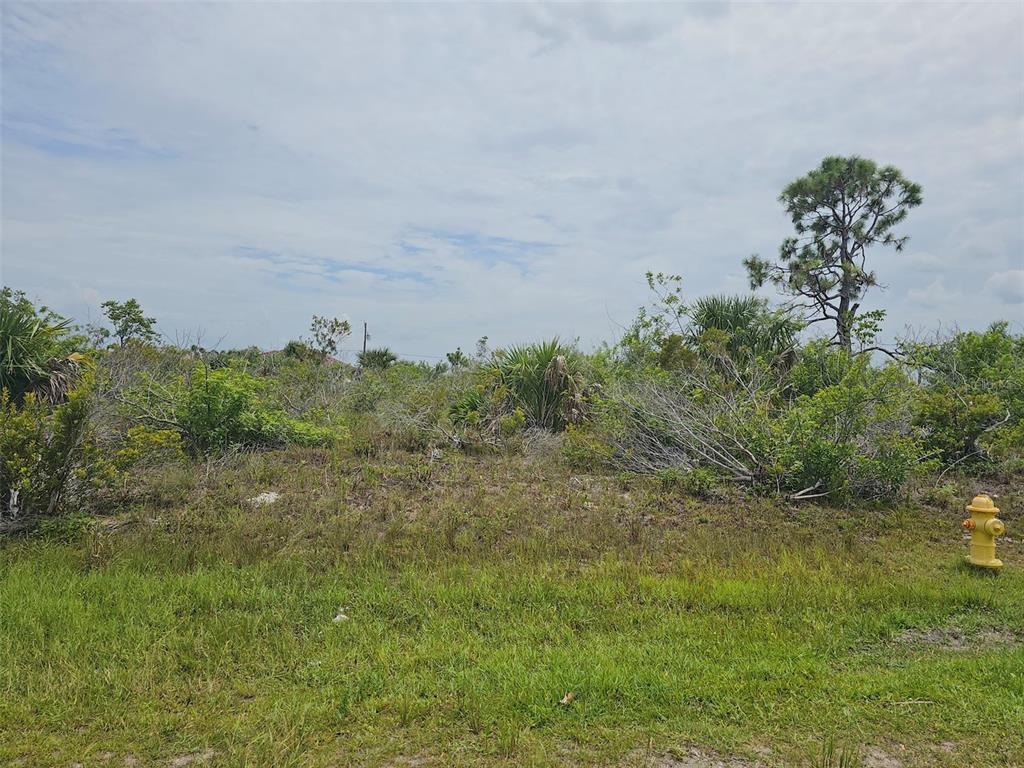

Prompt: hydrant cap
[{"left": 967, "top": 493, "right": 998, "bottom": 514}]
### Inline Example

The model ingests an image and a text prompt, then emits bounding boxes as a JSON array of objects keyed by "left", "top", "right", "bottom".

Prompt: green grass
[{"left": 2, "top": 450, "right": 1022, "bottom": 767}]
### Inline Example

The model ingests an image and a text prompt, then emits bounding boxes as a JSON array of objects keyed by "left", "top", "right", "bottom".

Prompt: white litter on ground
[{"left": 247, "top": 491, "right": 280, "bottom": 506}]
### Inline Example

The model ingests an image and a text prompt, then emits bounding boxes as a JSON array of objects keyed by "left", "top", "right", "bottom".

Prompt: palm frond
[
  {"left": 689, "top": 294, "right": 801, "bottom": 362},
  {"left": 0, "top": 290, "right": 80, "bottom": 402},
  {"left": 489, "top": 339, "right": 583, "bottom": 431},
  {"left": 358, "top": 347, "right": 398, "bottom": 370}
]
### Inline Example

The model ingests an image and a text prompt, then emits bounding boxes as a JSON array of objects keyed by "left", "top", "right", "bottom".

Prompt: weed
[{"left": 811, "top": 739, "right": 863, "bottom": 768}]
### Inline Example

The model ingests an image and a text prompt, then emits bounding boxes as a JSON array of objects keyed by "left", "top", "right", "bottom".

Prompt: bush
[
  {"left": 266, "top": 354, "right": 353, "bottom": 417},
  {"left": 561, "top": 419, "right": 616, "bottom": 470},
  {"left": 787, "top": 339, "right": 858, "bottom": 398},
  {"left": 484, "top": 340, "right": 585, "bottom": 432},
  {"left": 654, "top": 466, "right": 721, "bottom": 499},
  {"left": 200, "top": 345, "right": 263, "bottom": 370},
  {"left": 358, "top": 347, "right": 398, "bottom": 370},
  {"left": 904, "top": 323, "right": 1024, "bottom": 472},
  {"left": 1, "top": 373, "right": 101, "bottom": 523},
  {"left": 339, "top": 362, "right": 465, "bottom": 451},
  {"left": 598, "top": 353, "right": 924, "bottom": 500},
  {"left": 182, "top": 366, "right": 341, "bottom": 452},
  {"left": 776, "top": 363, "right": 924, "bottom": 499},
  {"left": 124, "top": 365, "right": 341, "bottom": 455},
  {"left": 113, "top": 426, "right": 185, "bottom": 472},
  {"left": 282, "top": 339, "right": 315, "bottom": 362},
  {"left": 688, "top": 294, "right": 800, "bottom": 365}
]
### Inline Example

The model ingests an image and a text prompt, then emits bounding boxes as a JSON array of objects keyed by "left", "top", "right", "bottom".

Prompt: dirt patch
[
  {"left": 621, "top": 746, "right": 768, "bottom": 767},
  {"left": 169, "top": 750, "right": 215, "bottom": 767},
  {"left": 862, "top": 746, "right": 904, "bottom": 768},
  {"left": 894, "top": 626, "right": 1022, "bottom": 651}
]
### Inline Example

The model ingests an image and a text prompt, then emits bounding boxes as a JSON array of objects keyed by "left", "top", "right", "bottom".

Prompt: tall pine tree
[{"left": 745, "top": 156, "right": 922, "bottom": 352}]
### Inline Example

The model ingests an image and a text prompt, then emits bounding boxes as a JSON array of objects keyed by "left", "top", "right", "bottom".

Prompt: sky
[{"left": 2, "top": 2, "right": 1022, "bottom": 360}]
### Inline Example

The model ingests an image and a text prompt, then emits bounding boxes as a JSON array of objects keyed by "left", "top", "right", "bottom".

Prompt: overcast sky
[{"left": 2, "top": 2, "right": 1022, "bottom": 359}]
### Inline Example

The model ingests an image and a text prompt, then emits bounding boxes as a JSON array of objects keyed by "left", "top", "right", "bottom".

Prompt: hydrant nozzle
[{"left": 963, "top": 493, "right": 1005, "bottom": 571}]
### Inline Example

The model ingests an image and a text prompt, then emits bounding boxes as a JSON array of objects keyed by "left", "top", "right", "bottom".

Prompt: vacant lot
[{"left": 2, "top": 450, "right": 1022, "bottom": 767}]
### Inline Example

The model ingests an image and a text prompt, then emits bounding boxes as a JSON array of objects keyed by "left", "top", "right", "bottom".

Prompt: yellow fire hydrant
[{"left": 963, "top": 493, "right": 1005, "bottom": 570}]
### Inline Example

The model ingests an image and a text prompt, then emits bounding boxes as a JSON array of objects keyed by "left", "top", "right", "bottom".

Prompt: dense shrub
[
  {"left": 776, "top": 363, "right": 923, "bottom": 499},
  {"left": 448, "top": 389, "right": 526, "bottom": 451},
  {"left": 0, "top": 375, "right": 100, "bottom": 522},
  {"left": 113, "top": 425, "right": 185, "bottom": 472},
  {"left": 125, "top": 365, "right": 341, "bottom": 455},
  {"left": 3, "top": 279, "right": 1020, "bottom": 529},
  {"left": 334, "top": 362, "right": 471, "bottom": 452},
  {"left": 440, "top": 340, "right": 585, "bottom": 450},
  {"left": 561, "top": 422, "right": 616, "bottom": 470},
  {"left": 201, "top": 345, "right": 264, "bottom": 370},
  {"left": 358, "top": 347, "right": 398, "bottom": 370},
  {"left": 596, "top": 352, "right": 924, "bottom": 500},
  {"left": 786, "top": 339, "right": 858, "bottom": 398},
  {"left": 266, "top": 355, "right": 352, "bottom": 418},
  {"left": 283, "top": 339, "right": 315, "bottom": 362},
  {"left": 687, "top": 294, "right": 800, "bottom": 365},
  {"left": 904, "top": 323, "right": 1024, "bottom": 472}
]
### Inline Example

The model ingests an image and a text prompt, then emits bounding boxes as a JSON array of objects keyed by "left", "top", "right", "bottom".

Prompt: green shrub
[
  {"left": 1, "top": 373, "right": 101, "bottom": 522},
  {"left": 912, "top": 388, "right": 1004, "bottom": 464},
  {"left": 905, "top": 322, "right": 1024, "bottom": 471},
  {"left": 652, "top": 466, "right": 721, "bottom": 498},
  {"left": 599, "top": 356, "right": 924, "bottom": 500},
  {"left": 200, "top": 345, "right": 263, "bottom": 370},
  {"left": 345, "top": 376, "right": 388, "bottom": 413},
  {"left": 182, "top": 366, "right": 340, "bottom": 453},
  {"left": 787, "top": 339, "right": 858, "bottom": 398},
  {"left": 282, "top": 339, "right": 315, "bottom": 362},
  {"left": 265, "top": 354, "right": 352, "bottom": 416},
  {"left": 776, "top": 363, "right": 924, "bottom": 499},
  {"left": 358, "top": 347, "right": 398, "bottom": 370},
  {"left": 688, "top": 294, "right": 800, "bottom": 365},
  {"left": 125, "top": 365, "right": 341, "bottom": 455},
  {"left": 655, "top": 334, "right": 696, "bottom": 372},
  {"left": 446, "top": 384, "right": 514, "bottom": 450},
  {"left": 449, "top": 388, "right": 488, "bottom": 427},
  {"left": 342, "top": 363, "right": 465, "bottom": 452},
  {"left": 680, "top": 467, "right": 720, "bottom": 499},
  {"left": 113, "top": 426, "right": 185, "bottom": 472},
  {"left": 179, "top": 367, "right": 276, "bottom": 451},
  {"left": 561, "top": 421, "right": 615, "bottom": 470}
]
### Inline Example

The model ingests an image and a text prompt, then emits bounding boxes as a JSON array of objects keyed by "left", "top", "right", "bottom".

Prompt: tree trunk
[{"left": 837, "top": 226, "right": 853, "bottom": 353}]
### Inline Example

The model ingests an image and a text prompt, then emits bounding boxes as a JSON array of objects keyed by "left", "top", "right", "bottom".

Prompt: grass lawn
[{"left": 2, "top": 450, "right": 1022, "bottom": 767}]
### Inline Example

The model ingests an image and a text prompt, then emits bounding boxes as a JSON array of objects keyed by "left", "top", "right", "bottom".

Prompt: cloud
[
  {"left": 521, "top": 4, "right": 694, "bottom": 53},
  {"left": 907, "top": 278, "right": 963, "bottom": 310},
  {"left": 985, "top": 270, "right": 1024, "bottom": 305},
  {"left": 903, "top": 251, "right": 954, "bottom": 273},
  {"left": 1, "top": 2, "right": 1021, "bottom": 356}
]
